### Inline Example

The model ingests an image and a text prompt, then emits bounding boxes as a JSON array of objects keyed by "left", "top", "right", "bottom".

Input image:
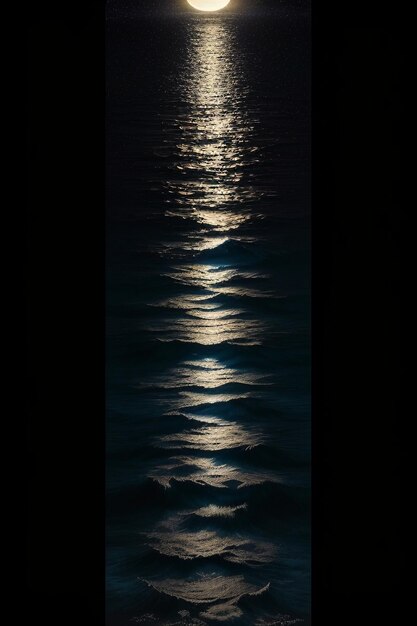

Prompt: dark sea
[{"left": 106, "top": 5, "right": 311, "bottom": 625}]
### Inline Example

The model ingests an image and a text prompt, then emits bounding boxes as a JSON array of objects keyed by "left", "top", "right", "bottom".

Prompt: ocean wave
[
  {"left": 166, "top": 391, "right": 270, "bottom": 419},
  {"left": 155, "top": 336, "right": 262, "bottom": 347},
  {"left": 210, "top": 285, "right": 276, "bottom": 299},
  {"left": 185, "top": 309, "right": 244, "bottom": 320},
  {"left": 155, "top": 422, "right": 264, "bottom": 452},
  {"left": 254, "top": 616, "right": 304, "bottom": 626},
  {"left": 155, "top": 240, "right": 261, "bottom": 264},
  {"left": 200, "top": 580, "right": 271, "bottom": 622},
  {"left": 157, "top": 236, "right": 230, "bottom": 255},
  {"left": 162, "top": 264, "right": 269, "bottom": 290},
  {"left": 195, "top": 237, "right": 258, "bottom": 259},
  {"left": 138, "top": 358, "right": 272, "bottom": 390},
  {"left": 151, "top": 504, "right": 248, "bottom": 533},
  {"left": 142, "top": 574, "right": 270, "bottom": 609},
  {"left": 147, "top": 317, "right": 265, "bottom": 346},
  {"left": 192, "top": 503, "right": 247, "bottom": 519},
  {"left": 200, "top": 600, "right": 243, "bottom": 622},
  {"left": 145, "top": 529, "right": 276, "bottom": 565},
  {"left": 148, "top": 456, "right": 280, "bottom": 490},
  {"left": 175, "top": 390, "right": 255, "bottom": 408},
  {"left": 171, "top": 412, "right": 230, "bottom": 426},
  {"left": 132, "top": 613, "right": 207, "bottom": 626},
  {"left": 165, "top": 207, "right": 256, "bottom": 233},
  {"left": 149, "top": 294, "right": 223, "bottom": 311}
]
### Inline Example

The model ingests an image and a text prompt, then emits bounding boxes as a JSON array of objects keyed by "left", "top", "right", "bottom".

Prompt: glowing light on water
[
  {"left": 149, "top": 455, "right": 280, "bottom": 490},
  {"left": 165, "top": 18, "right": 259, "bottom": 234},
  {"left": 146, "top": 528, "right": 275, "bottom": 564}
]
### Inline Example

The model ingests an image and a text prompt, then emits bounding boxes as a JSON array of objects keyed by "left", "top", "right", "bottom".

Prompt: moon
[{"left": 187, "top": 0, "right": 231, "bottom": 12}]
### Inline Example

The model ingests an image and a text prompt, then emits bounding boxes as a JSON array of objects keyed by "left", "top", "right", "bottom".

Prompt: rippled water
[{"left": 107, "top": 8, "right": 310, "bottom": 626}]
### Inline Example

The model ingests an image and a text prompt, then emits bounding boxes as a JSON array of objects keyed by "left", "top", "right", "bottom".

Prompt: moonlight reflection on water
[
  {"left": 106, "top": 6, "right": 310, "bottom": 625},
  {"left": 144, "top": 16, "right": 280, "bottom": 620}
]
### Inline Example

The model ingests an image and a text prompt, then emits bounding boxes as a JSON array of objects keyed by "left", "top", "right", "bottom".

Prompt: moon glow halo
[{"left": 187, "top": 0, "right": 231, "bottom": 12}]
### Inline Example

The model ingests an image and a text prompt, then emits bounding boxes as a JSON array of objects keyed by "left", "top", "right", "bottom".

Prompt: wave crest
[
  {"left": 146, "top": 529, "right": 276, "bottom": 565},
  {"left": 149, "top": 456, "right": 280, "bottom": 490}
]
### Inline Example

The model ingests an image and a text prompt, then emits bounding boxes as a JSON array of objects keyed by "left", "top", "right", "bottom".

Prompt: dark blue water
[{"left": 106, "top": 7, "right": 310, "bottom": 625}]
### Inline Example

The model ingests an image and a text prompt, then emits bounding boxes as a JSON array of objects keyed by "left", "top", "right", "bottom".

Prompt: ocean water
[{"left": 106, "top": 7, "right": 310, "bottom": 625}]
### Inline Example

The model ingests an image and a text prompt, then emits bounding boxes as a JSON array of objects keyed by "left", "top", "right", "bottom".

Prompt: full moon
[{"left": 187, "top": 0, "right": 231, "bottom": 11}]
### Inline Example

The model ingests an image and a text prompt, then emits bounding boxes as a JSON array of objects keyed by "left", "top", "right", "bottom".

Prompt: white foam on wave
[
  {"left": 149, "top": 456, "right": 279, "bottom": 490},
  {"left": 146, "top": 529, "right": 276, "bottom": 565},
  {"left": 149, "top": 317, "right": 264, "bottom": 346},
  {"left": 213, "top": 285, "right": 277, "bottom": 299},
  {"left": 162, "top": 264, "right": 269, "bottom": 291},
  {"left": 149, "top": 293, "right": 222, "bottom": 312},
  {"left": 142, "top": 574, "right": 270, "bottom": 608},
  {"left": 200, "top": 600, "right": 243, "bottom": 622},
  {"left": 193, "top": 503, "right": 247, "bottom": 518},
  {"left": 200, "top": 579, "right": 271, "bottom": 622},
  {"left": 176, "top": 412, "right": 230, "bottom": 426},
  {"left": 185, "top": 309, "right": 243, "bottom": 320},
  {"left": 177, "top": 390, "right": 253, "bottom": 407},
  {"left": 139, "top": 358, "right": 271, "bottom": 391},
  {"left": 150, "top": 504, "right": 247, "bottom": 534},
  {"left": 156, "top": 422, "right": 264, "bottom": 452}
]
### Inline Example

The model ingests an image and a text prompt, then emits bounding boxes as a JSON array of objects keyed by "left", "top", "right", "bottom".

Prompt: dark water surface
[{"left": 106, "top": 8, "right": 310, "bottom": 625}]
